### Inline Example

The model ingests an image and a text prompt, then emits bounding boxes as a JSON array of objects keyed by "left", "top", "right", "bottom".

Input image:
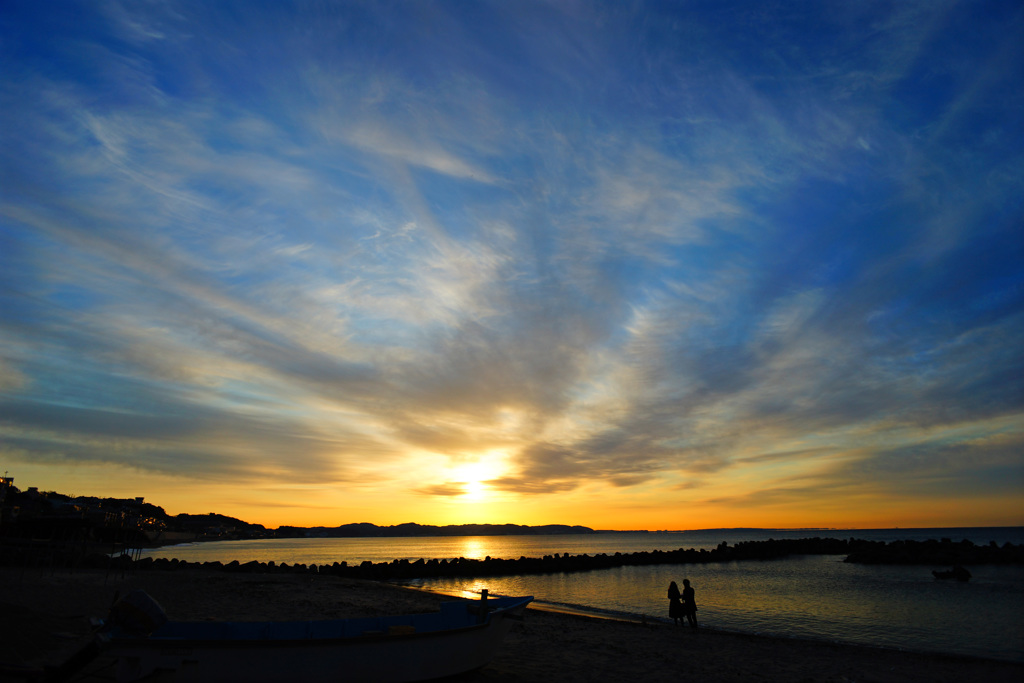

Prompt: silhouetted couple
[{"left": 667, "top": 579, "right": 698, "bottom": 628}]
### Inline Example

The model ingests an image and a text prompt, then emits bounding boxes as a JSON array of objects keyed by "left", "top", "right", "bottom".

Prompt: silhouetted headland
[{"left": 0, "top": 481, "right": 598, "bottom": 551}]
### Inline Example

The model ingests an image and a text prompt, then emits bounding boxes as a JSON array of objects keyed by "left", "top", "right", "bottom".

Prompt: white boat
[{"left": 98, "top": 590, "right": 532, "bottom": 683}]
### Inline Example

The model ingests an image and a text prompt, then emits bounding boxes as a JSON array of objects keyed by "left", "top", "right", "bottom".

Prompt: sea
[{"left": 140, "top": 527, "right": 1024, "bottom": 662}]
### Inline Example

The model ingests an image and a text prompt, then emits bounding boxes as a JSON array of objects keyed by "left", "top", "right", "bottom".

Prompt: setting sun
[
  {"left": 461, "top": 480, "right": 487, "bottom": 501},
  {"left": 447, "top": 452, "right": 510, "bottom": 502}
]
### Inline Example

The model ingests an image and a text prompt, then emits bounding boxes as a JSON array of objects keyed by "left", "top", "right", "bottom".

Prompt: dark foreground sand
[{"left": 1, "top": 567, "right": 1020, "bottom": 682}]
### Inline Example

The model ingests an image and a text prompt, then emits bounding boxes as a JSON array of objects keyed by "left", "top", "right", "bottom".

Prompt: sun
[
  {"left": 448, "top": 452, "right": 509, "bottom": 502},
  {"left": 462, "top": 478, "right": 487, "bottom": 500}
]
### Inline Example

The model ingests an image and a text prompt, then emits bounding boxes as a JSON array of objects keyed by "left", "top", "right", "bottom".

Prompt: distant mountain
[
  {"left": 276, "top": 522, "right": 596, "bottom": 538},
  {"left": 0, "top": 479, "right": 598, "bottom": 541}
]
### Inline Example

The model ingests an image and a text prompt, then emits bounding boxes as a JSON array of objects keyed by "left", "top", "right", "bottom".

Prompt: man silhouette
[{"left": 681, "top": 578, "right": 698, "bottom": 628}]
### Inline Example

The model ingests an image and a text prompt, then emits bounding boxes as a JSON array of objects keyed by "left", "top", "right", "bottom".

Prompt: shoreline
[
  {"left": 400, "top": 582, "right": 651, "bottom": 624},
  {"left": 2, "top": 567, "right": 1021, "bottom": 682},
  {"left": 402, "top": 582, "right": 1024, "bottom": 665}
]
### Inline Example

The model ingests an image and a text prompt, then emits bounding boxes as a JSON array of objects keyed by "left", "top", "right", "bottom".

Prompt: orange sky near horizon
[{"left": 10, "top": 460, "right": 1021, "bottom": 532}]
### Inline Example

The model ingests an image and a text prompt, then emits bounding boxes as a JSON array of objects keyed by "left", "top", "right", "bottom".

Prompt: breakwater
[
  {"left": 63, "top": 536, "right": 1024, "bottom": 579},
  {"left": 842, "top": 536, "right": 1024, "bottom": 565}
]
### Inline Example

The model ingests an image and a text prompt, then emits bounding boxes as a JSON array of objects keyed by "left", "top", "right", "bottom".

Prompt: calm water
[{"left": 142, "top": 527, "right": 1024, "bottom": 661}]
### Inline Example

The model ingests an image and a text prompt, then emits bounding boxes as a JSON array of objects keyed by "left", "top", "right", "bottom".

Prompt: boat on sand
[{"left": 97, "top": 589, "right": 532, "bottom": 683}]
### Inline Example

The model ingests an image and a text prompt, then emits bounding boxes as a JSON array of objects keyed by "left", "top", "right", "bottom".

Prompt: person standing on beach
[
  {"left": 667, "top": 581, "right": 683, "bottom": 625},
  {"left": 681, "top": 578, "right": 698, "bottom": 628}
]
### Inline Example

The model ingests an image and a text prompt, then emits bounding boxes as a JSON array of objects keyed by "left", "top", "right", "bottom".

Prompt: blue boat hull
[{"left": 102, "top": 594, "right": 533, "bottom": 682}]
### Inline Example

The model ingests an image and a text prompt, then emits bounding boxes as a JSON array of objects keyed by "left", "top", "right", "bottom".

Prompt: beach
[{"left": 2, "top": 567, "right": 1021, "bottom": 682}]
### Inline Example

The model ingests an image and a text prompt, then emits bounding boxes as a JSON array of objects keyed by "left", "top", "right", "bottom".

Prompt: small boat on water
[
  {"left": 96, "top": 589, "right": 532, "bottom": 683},
  {"left": 931, "top": 565, "right": 971, "bottom": 582}
]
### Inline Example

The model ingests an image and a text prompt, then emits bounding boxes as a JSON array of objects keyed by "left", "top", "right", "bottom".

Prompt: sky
[{"left": 1, "top": 1, "right": 1022, "bottom": 531}]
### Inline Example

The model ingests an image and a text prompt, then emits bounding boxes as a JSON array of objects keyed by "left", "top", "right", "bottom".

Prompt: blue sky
[{"left": 1, "top": 0, "right": 1022, "bottom": 528}]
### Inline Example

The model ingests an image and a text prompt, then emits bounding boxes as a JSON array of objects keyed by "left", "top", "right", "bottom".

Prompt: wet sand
[{"left": 1, "top": 567, "right": 1020, "bottom": 682}]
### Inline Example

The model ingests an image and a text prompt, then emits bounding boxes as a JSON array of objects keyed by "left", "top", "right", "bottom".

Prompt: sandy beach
[{"left": 1, "top": 567, "right": 1020, "bottom": 682}]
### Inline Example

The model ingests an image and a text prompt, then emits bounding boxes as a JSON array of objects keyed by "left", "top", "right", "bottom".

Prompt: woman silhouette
[{"left": 667, "top": 581, "right": 683, "bottom": 625}]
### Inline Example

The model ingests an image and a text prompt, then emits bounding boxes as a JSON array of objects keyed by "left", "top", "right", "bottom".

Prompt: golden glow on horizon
[{"left": 9, "top": 453, "right": 1023, "bottom": 532}]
